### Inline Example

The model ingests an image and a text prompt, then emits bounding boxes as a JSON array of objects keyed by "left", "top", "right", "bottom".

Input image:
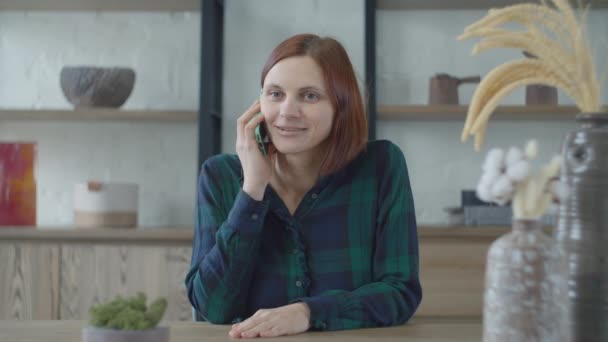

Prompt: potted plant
[{"left": 82, "top": 293, "right": 169, "bottom": 342}]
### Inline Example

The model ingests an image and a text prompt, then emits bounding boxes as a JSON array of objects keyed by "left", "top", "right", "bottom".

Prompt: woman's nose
[{"left": 279, "top": 96, "right": 301, "bottom": 118}]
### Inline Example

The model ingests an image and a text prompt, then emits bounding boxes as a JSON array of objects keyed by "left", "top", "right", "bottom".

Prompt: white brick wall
[
  {"left": 1, "top": 4, "right": 606, "bottom": 227},
  {"left": 376, "top": 9, "right": 608, "bottom": 224},
  {"left": 0, "top": 12, "right": 200, "bottom": 228}
]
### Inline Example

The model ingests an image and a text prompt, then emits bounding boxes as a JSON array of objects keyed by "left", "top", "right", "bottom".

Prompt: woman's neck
[{"left": 272, "top": 147, "right": 326, "bottom": 195}]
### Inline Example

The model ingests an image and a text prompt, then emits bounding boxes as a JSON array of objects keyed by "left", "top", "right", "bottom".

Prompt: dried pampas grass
[{"left": 459, "top": 0, "right": 604, "bottom": 151}]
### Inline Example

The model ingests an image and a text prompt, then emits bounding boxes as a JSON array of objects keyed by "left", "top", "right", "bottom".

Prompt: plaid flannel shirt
[{"left": 186, "top": 139, "right": 421, "bottom": 331}]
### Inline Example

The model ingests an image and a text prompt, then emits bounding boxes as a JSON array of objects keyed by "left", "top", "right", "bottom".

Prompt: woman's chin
[{"left": 273, "top": 143, "right": 310, "bottom": 155}]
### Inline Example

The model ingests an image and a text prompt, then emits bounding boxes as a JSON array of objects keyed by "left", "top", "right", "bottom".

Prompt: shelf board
[
  {"left": 0, "top": 227, "right": 194, "bottom": 243},
  {"left": 377, "top": 105, "right": 587, "bottom": 120},
  {"left": 377, "top": 0, "right": 608, "bottom": 10},
  {"left": 0, "top": 225, "right": 512, "bottom": 242},
  {"left": 0, "top": 0, "right": 200, "bottom": 11},
  {"left": 0, "top": 109, "right": 197, "bottom": 121}
]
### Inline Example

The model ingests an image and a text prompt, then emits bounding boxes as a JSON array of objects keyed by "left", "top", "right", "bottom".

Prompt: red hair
[{"left": 260, "top": 34, "right": 368, "bottom": 176}]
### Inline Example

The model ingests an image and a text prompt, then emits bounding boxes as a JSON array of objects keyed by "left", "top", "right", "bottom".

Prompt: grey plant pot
[{"left": 82, "top": 326, "right": 169, "bottom": 342}]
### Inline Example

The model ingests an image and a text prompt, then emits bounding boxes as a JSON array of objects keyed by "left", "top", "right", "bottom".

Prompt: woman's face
[{"left": 260, "top": 55, "right": 335, "bottom": 156}]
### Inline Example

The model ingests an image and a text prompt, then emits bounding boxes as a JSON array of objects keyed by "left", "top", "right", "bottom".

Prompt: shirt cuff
[
  {"left": 225, "top": 189, "right": 269, "bottom": 237},
  {"left": 292, "top": 295, "right": 339, "bottom": 331}
]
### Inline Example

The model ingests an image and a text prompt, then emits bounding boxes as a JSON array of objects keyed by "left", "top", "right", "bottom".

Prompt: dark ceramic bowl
[{"left": 60, "top": 66, "right": 135, "bottom": 108}]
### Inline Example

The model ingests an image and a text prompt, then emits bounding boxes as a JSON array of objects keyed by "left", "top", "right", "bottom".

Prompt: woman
[{"left": 185, "top": 33, "right": 421, "bottom": 338}]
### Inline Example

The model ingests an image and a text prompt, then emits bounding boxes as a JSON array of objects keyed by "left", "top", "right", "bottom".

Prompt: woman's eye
[
  {"left": 303, "top": 92, "right": 320, "bottom": 101},
  {"left": 269, "top": 91, "right": 282, "bottom": 99}
]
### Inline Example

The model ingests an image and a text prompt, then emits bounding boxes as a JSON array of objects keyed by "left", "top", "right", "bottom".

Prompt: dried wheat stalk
[{"left": 459, "top": 0, "right": 602, "bottom": 151}]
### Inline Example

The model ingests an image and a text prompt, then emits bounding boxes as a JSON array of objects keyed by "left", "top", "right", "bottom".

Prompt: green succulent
[{"left": 89, "top": 292, "right": 167, "bottom": 330}]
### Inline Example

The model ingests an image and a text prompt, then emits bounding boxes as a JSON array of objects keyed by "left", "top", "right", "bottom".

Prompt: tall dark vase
[{"left": 556, "top": 112, "right": 608, "bottom": 341}]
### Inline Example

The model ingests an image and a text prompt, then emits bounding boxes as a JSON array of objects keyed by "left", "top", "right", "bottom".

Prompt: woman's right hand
[{"left": 236, "top": 100, "right": 275, "bottom": 201}]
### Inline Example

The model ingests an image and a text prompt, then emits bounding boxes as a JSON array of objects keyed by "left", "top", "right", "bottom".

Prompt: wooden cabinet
[
  {"left": 0, "top": 242, "right": 60, "bottom": 319},
  {"left": 417, "top": 234, "right": 490, "bottom": 317},
  {"left": 0, "top": 227, "right": 508, "bottom": 320},
  {"left": 0, "top": 229, "right": 194, "bottom": 321},
  {"left": 59, "top": 244, "right": 192, "bottom": 321}
]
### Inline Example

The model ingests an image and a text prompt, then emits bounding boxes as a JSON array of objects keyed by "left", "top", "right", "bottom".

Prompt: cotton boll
[
  {"left": 476, "top": 179, "right": 493, "bottom": 202},
  {"left": 493, "top": 196, "right": 511, "bottom": 206},
  {"left": 490, "top": 175, "right": 514, "bottom": 199},
  {"left": 525, "top": 140, "right": 538, "bottom": 160},
  {"left": 480, "top": 170, "right": 499, "bottom": 186},
  {"left": 507, "top": 160, "right": 531, "bottom": 181},
  {"left": 483, "top": 148, "right": 505, "bottom": 173},
  {"left": 550, "top": 180, "right": 569, "bottom": 202},
  {"left": 476, "top": 172, "right": 497, "bottom": 203},
  {"left": 505, "top": 147, "right": 524, "bottom": 167}
]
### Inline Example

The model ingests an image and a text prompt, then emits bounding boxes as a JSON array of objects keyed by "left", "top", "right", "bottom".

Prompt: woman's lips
[{"left": 274, "top": 126, "right": 307, "bottom": 136}]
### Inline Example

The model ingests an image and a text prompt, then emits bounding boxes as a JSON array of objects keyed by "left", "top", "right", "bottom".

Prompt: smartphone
[{"left": 254, "top": 113, "right": 270, "bottom": 156}]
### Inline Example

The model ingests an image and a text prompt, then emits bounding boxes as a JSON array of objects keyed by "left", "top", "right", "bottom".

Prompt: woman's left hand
[{"left": 228, "top": 303, "right": 311, "bottom": 338}]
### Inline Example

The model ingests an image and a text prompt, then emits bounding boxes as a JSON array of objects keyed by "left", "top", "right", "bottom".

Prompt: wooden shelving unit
[
  {"left": 0, "top": 0, "right": 199, "bottom": 11},
  {"left": 0, "top": 109, "right": 197, "bottom": 121},
  {"left": 377, "top": 0, "right": 608, "bottom": 10},
  {"left": 377, "top": 105, "right": 588, "bottom": 120}
]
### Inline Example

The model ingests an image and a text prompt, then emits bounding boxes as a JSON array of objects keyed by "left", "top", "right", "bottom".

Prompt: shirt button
[
  {"left": 311, "top": 193, "right": 318, "bottom": 199},
  {"left": 251, "top": 213, "right": 258, "bottom": 220},
  {"left": 295, "top": 280, "right": 302, "bottom": 287}
]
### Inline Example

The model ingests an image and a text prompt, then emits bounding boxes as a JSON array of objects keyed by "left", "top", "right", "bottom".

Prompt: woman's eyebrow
[
  {"left": 299, "top": 86, "right": 324, "bottom": 92},
  {"left": 265, "top": 84, "right": 324, "bottom": 92}
]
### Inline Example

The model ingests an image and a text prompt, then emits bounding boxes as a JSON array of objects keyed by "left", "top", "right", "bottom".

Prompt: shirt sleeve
[
  {"left": 294, "top": 142, "right": 422, "bottom": 331},
  {"left": 185, "top": 157, "right": 270, "bottom": 324}
]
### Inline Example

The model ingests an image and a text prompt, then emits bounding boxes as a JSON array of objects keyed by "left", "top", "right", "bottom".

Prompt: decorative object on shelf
[
  {"left": 461, "top": 189, "right": 556, "bottom": 227},
  {"left": 83, "top": 293, "right": 168, "bottom": 342},
  {"left": 444, "top": 206, "right": 465, "bottom": 226},
  {"left": 0, "top": 142, "right": 36, "bottom": 226},
  {"left": 73, "top": 181, "right": 138, "bottom": 228},
  {"left": 459, "top": 1, "right": 607, "bottom": 340},
  {"left": 461, "top": 189, "right": 511, "bottom": 226},
  {"left": 60, "top": 66, "right": 136, "bottom": 108},
  {"left": 523, "top": 52, "right": 558, "bottom": 105},
  {"left": 476, "top": 140, "right": 569, "bottom": 341},
  {"left": 428, "top": 73, "right": 481, "bottom": 105}
]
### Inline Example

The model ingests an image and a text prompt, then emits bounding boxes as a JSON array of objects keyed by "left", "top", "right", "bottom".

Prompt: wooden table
[{"left": 0, "top": 318, "right": 481, "bottom": 342}]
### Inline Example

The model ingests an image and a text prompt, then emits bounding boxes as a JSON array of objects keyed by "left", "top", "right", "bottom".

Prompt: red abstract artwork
[{"left": 0, "top": 143, "right": 36, "bottom": 226}]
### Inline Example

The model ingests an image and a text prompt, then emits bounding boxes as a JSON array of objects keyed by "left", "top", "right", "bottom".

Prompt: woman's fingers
[
  {"left": 240, "top": 320, "right": 273, "bottom": 338},
  {"left": 236, "top": 101, "right": 261, "bottom": 151},
  {"left": 244, "top": 111, "right": 266, "bottom": 141},
  {"left": 230, "top": 311, "right": 266, "bottom": 337}
]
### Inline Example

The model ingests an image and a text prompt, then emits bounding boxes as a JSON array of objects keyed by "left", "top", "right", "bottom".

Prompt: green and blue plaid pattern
[{"left": 185, "top": 140, "right": 421, "bottom": 331}]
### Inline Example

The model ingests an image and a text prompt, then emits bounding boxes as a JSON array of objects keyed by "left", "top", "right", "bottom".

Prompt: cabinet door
[
  {"left": 0, "top": 241, "right": 60, "bottom": 319},
  {"left": 417, "top": 237, "right": 489, "bottom": 317},
  {"left": 60, "top": 244, "right": 192, "bottom": 321}
]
